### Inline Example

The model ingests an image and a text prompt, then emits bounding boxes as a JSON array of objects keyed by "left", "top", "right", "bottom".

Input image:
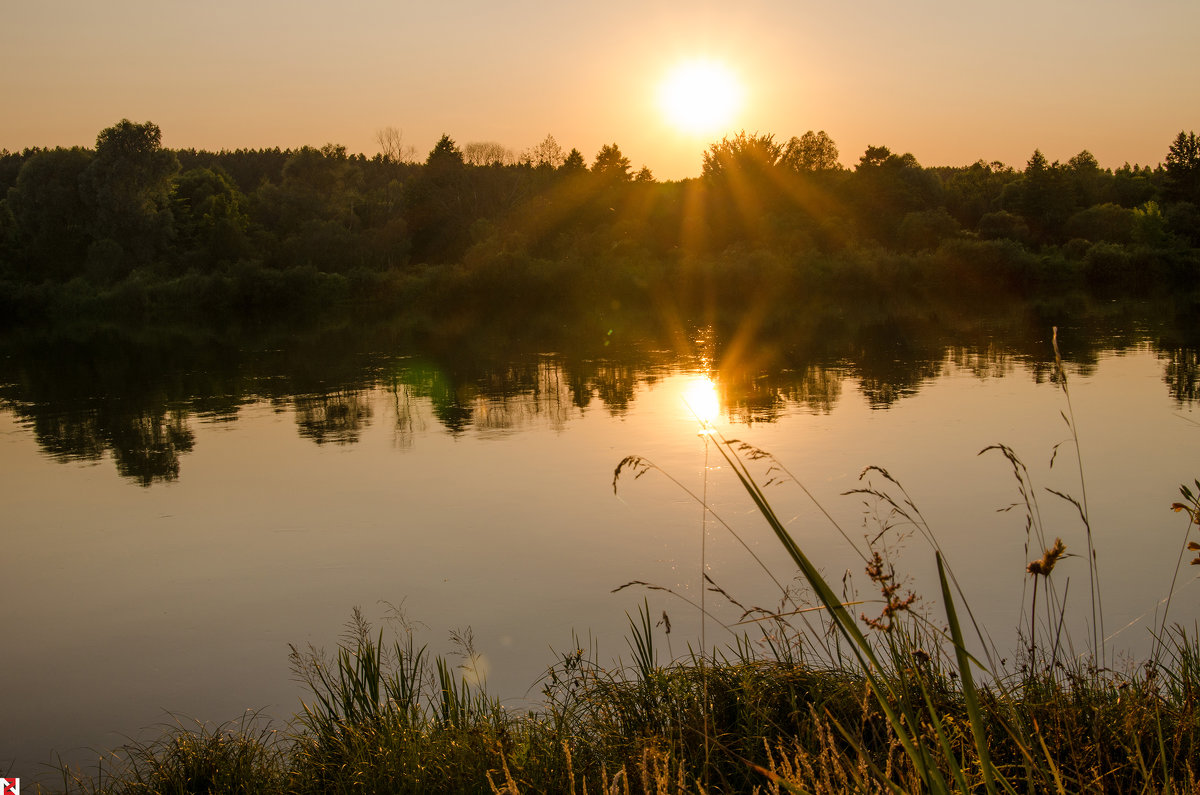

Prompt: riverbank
[{"left": 49, "top": 606, "right": 1200, "bottom": 794}]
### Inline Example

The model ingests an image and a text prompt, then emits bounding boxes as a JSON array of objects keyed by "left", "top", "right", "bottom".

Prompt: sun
[{"left": 659, "top": 59, "right": 743, "bottom": 136}]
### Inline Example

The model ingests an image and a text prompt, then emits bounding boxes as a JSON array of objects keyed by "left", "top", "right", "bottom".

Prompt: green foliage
[
  {"left": 1064, "top": 202, "right": 1136, "bottom": 244},
  {"left": 5, "top": 147, "right": 96, "bottom": 278},
  {"left": 897, "top": 208, "right": 962, "bottom": 252},
  {"left": 852, "top": 147, "right": 942, "bottom": 245},
  {"left": 82, "top": 119, "right": 180, "bottom": 272},
  {"left": 977, "top": 209, "right": 1031, "bottom": 245},
  {"left": 1113, "top": 162, "right": 1158, "bottom": 208},
  {"left": 1013, "top": 149, "right": 1077, "bottom": 242},
  {"left": 172, "top": 166, "right": 250, "bottom": 266},
  {"left": 3, "top": 121, "right": 1199, "bottom": 323},
  {"left": 1165, "top": 201, "right": 1200, "bottom": 247}
]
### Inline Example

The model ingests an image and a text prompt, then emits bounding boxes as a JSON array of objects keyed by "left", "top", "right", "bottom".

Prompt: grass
[
  {"left": 48, "top": 607, "right": 1200, "bottom": 793},
  {"left": 44, "top": 368, "right": 1200, "bottom": 793}
]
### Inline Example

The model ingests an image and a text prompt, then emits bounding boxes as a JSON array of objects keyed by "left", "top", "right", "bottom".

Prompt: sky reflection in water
[{"left": 1, "top": 335, "right": 1197, "bottom": 780}]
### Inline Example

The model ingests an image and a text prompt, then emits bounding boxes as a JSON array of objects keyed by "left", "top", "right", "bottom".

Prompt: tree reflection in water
[
  {"left": 1, "top": 300, "right": 1196, "bottom": 485},
  {"left": 294, "top": 389, "right": 374, "bottom": 445}
]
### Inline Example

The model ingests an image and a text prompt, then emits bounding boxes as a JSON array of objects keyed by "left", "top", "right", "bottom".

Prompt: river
[{"left": 1, "top": 303, "right": 1197, "bottom": 780}]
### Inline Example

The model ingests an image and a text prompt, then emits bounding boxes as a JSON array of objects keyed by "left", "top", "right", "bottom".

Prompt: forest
[{"left": 1, "top": 121, "right": 1198, "bottom": 331}]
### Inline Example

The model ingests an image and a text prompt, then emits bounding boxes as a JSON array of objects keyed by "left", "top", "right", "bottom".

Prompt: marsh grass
[
  {"left": 51, "top": 610, "right": 1200, "bottom": 794},
  {"left": 52, "top": 378, "right": 1200, "bottom": 793},
  {"left": 54, "top": 711, "right": 286, "bottom": 794}
]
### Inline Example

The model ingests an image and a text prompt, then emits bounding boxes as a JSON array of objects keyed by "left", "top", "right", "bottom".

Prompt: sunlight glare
[
  {"left": 682, "top": 375, "right": 720, "bottom": 426},
  {"left": 659, "top": 59, "right": 743, "bottom": 136}
]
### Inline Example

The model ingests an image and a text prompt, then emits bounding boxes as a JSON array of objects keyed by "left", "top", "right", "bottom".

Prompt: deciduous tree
[
  {"left": 526, "top": 134, "right": 566, "bottom": 169},
  {"left": 82, "top": 119, "right": 179, "bottom": 270},
  {"left": 376, "top": 126, "right": 417, "bottom": 163},
  {"left": 781, "top": 130, "right": 840, "bottom": 172},
  {"left": 701, "top": 131, "right": 782, "bottom": 179},
  {"left": 5, "top": 147, "right": 95, "bottom": 278},
  {"left": 463, "top": 141, "right": 513, "bottom": 167}
]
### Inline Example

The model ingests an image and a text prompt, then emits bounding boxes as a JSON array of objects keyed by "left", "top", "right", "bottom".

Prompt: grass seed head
[{"left": 1027, "top": 537, "right": 1067, "bottom": 577}]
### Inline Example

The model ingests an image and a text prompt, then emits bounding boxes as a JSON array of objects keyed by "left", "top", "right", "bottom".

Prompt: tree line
[{"left": 0, "top": 120, "right": 1197, "bottom": 327}]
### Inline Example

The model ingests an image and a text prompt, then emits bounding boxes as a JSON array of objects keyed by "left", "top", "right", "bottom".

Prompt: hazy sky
[{"left": 3, "top": 0, "right": 1198, "bottom": 180}]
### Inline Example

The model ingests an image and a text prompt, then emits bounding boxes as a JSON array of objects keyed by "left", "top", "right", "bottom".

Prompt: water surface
[{"left": 1, "top": 311, "right": 1197, "bottom": 779}]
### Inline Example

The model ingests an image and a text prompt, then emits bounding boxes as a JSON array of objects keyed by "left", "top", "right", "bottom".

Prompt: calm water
[{"left": 1, "top": 312, "right": 1198, "bottom": 779}]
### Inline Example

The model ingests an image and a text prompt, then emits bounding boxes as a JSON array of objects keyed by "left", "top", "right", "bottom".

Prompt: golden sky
[{"left": 3, "top": 0, "right": 1198, "bottom": 180}]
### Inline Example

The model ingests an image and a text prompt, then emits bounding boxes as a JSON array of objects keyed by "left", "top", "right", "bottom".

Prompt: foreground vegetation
[
  {"left": 51, "top": 608, "right": 1200, "bottom": 794},
  {"left": 49, "top": 419, "right": 1200, "bottom": 792}
]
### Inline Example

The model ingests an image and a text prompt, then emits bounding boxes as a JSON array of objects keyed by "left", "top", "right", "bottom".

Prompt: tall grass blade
[
  {"left": 708, "top": 427, "right": 950, "bottom": 792},
  {"left": 937, "top": 551, "right": 1001, "bottom": 795}
]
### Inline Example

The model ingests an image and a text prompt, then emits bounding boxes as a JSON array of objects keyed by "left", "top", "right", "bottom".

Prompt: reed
[{"left": 52, "top": 610, "right": 1200, "bottom": 793}]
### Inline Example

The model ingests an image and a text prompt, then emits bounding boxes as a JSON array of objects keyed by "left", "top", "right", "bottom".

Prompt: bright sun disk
[{"left": 659, "top": 60, "right": 742, "bottom": 136}]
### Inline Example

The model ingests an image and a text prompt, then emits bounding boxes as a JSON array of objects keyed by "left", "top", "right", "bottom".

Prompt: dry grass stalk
[{"left": 1027, "top": 537, "right": 1068, "bottom": 577}]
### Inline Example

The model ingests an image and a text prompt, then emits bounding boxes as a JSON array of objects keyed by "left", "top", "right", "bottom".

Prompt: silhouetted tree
[
  {"left": 82, "top": 119, "right": 179, "bottom": 273},
  {"left": 426, "top": 134, "right": 465, "bottom": 169},
  {"left": 897, "top": 208, "right": 961, "bottom": 252},
  {"left": 5, "top": 147, "right": 95, "bottom": 278},
  {"left": 781, "top": 130, "right": 840, "bottom": 172},
  {"left": 592, "top": 143, "right": 632, "bottom": 181},
  {"left": 1165, "top": 130, "right": 1200, "bottom": 204},
  {"left": 1112, "top": 163, "right": 1157, "bottom": 208},
  {"left": 941, "top": 160, "right": 1018, "bottom": 227},
  {"left": 1064, "top": 150, "right": 1111, "bottom": 208},
  {"left": 376, "top": 126, "right": 416, "bottom": 163},
  {"left": 1064, "top": 202, "right": 1136, "bottom": 244},
  {"left": 857, "top": 145, "right": 893, "bottom": 170},
  {"left": 701, "top": 131, "right": 782, "bottom": 179},
  {"left": 463, "top": 141, "right": 513, "bottom": 167},
  {"left": 1012, "top": 149, "right": 1074, "bottom": 242},
  {"left": 526, "top": 134, "right": 566, "bottom": 169},
  {"left": 560, "top": 148, "right": 586, "bottom": 172},
  {"left": 172, "top": 166, "right": 250, "bottom": 265},
  {"left": 977, "top": 210, "right": 1031, "bottom": 244},
  {"left": 851, "top": 146, "right": 941, "bottom": 244},
  {"left": 407, "top": 135, "right": 470, "bottom": 261},
  {"left": 258, "top": 144, "right": 363, "bottom": 232}
]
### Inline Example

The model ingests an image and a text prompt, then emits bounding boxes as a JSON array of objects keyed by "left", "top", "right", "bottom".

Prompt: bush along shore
[{"left": 50, "top": 351, "right": 1200, "bottom": 794}]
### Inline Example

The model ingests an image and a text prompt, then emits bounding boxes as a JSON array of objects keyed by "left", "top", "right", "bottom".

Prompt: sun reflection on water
[{"left": 681, "top": 375, "right": 720, "bottom": 427}]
